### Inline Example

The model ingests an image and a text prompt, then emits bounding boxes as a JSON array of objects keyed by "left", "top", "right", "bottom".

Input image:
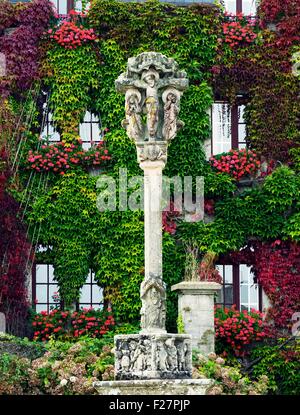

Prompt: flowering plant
[
  {"left": 222, "top": 14, "right": 258, "bottom": 49},
  {"left": 215, "top": 306, "right": 271, "bottom": 357},
  {"left": 210, "top": 149, "right": 261, "bottom": 181},
  {"left": 27, "top": 141, "right": 111, "bottom": 175},
  {"left": 48, "top": 17, "right": 97, "bottom": 49},
  {"left": 32, "top": 308, "right": 115, "bottom": 341},
  {"left": 162, "top": 201, "right": 181, "bottom": 235}
]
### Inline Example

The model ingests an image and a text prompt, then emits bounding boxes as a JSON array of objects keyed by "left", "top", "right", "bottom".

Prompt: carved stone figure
[
  {"left": 156, "top": 341, "right": 168, "bottom": 371},
  {"left": 165, "top": 338, "right": 178, "bottom": 371},
  {"left": 162, "top": 88, "right": 184, "bottom": 141},
  {"left": 115, "top": 334, "right": 192, "bottom": 380},
  {"left": 115, "top": 51, "right": 188, "bottom": 148},
  {"left": 114, "top": 53, "right": 192, "bottom": 382},
  {"left": 143, "top": 339, "right": 152, "bottom": 370},
  {"left": 129, "top": 340, "right": 137, "bottom": 370},
  {"left": 140, "top": 277, "right": 166, "bottom": 332},
  {"left": 177, "top": 342, "right": 185, "bottom": 371},
  {"left": 184, "top": 341, "right": 192, "bottom": 372},
  {"left": 141, "top": 69, "right": 160, "bottom": 140},
  {"left": 121, "top": 349, "right": 130, "bottom": 372},
  {"left": 122, "top": 89, "right": 143, "bottom": 142}
]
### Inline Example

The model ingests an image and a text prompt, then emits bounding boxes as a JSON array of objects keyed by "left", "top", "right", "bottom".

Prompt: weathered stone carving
[
  {"left": 122, "top": 88, "right": 143, "bottom": 142},
  {"left": 137, "top": 142, "right": 167, "bottom": 163},
  {"left": 115, "top": 51, "right": 188, "bottom": 162},
  {"left": 162, "top": 88, "right": 183, "bottom": 141},
  {"left": 115, "top": 334, "right": 192, "bottom": 380},
  {"left": 114, "top": 52, "right": 192, "bottom": 382},
  {"left": 140, "top": 276, "right": 166, "bottom": 334}
]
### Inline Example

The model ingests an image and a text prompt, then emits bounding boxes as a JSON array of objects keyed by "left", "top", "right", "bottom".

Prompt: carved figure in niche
[
  {"left": 147, "top": 286, "right": 163, "bottom": 328},
  {"left": 183, "top": 341, "right": 192, "bottom": 371},
  {"left": 165, "top": 338, "right": 178, "bottom": 371},
  {"left": 141, "top": 69, "right": 160, "bottom": 141},
  {"left": 121, "top": 349, "right": 130, "bottom": 372},
  {"left": 115, "top": 349, "right": 123, "bottom": 371},
  {"left": 177, "top": 342, "right": 185, "bottom": 371},
  {"left": 162, "top": 90, "right": 181, "bottom": 141},
  {"left": 122, "top": 89, "right": 143, "bottom": 142},
  {"left": 135, "top": 340, "right": 146, "bottom": 371},
  {"left": 143, "top": 339, "right": 152, "bottom": 370},
  {"left": 156, "top": 341, "right": 168, "bottom": 371},
  {"left": 129, "top": 341, "right": 137, "bottom": 370}
]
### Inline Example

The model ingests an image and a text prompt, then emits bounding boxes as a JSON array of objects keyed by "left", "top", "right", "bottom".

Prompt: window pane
[
  {"left": 92, "top": 123, "right": 101, "bottom": 142},
  {"left": 240, "top": 264, "right": 249, "bottom": 283},
  {"left": 223, "top": 0, "right": 236, "bottom": 13},
  {"left": 240, "top": 285, "right": 248, "bottom": 303},
  {"left": 56, "top": 0, "right": 68, "bottom": 15},
  {"left": 91, "top": 113, "right": 99, "bottom": 123},
  {"left": 224, "top": 265, "right": 233, "bottom": 283},
  {"left": 212, "top": 103, "right": 232, "bottom": 154},
  {"left": 82, "top": 142, "right": 91, "bottom": 150},
  {"left": 80, "top": 285, "right": 91, "bottom": 303},
  {"left": 36, "top": 285, "right": 48, "bottom": 303},
  {"left": 36, "top": 304, "right": 48, "bottom": 313},
  {"left": 243, "top": 0, "right": 256, "bottom": 15},
  {"left": 79, "top": 122, "right": 91, "bottom": 143},
  {"left": 48, "top": 265, "right": 55, "bottom": 283},
  {"left": 224, "top": 285, "right": 233, "bottom": 304},
  {"left": 92, "top": 285, "right": 103, "bottom": 303},
  {"left": 216, "top": 265, "right": 224, "bottom": 279},
  {"left": 250, "top": 283, "right": 258, "bottom": 303},
  {"left": 216, "top": 289, "right": 224, "bottom": 304},
  {"left": 238, "top": 124, "right": 246, "bottom": 142},
  {"left": 36, "top": 264, "right": 47, "bottom": 283},
  {"left": 49, "top": 285, "right": 59, "bottom": 301},
  {"left": 238, "top": 105, "right": 245, "bottom": 123}
]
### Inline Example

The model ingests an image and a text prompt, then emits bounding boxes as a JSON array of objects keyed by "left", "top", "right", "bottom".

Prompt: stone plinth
[
  {"left": 115, "top": 333, "right": 192, "bottom": 380},
  {"left": 94, "top": 378, "right": 213, "bottom": 395},
  {"left": 171, "top": 281, "right": 222, "bottom": 355}
]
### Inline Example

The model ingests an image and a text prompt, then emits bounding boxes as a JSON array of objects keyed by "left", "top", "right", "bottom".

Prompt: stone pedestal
[
  {"left": 171, "top": 281, "right": 222, "bottom": 355},
  {"left": 115, "top": 333, "right": 192, "bottom": 380},
  {"left": 94, "top": 378, "right": 213, "bottom": 395}
]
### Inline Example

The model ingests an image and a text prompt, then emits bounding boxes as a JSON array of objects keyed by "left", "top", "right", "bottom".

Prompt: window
[
  {"left": 41, "top": 109, "right": 102, "bottom": 149},
  {"left": 79, "top": 111, "right": 102, "bottom": 150},
  {"left": 34, "top": 264, "right": 59, "bottom": 313},
  {"left": 41, "top": 111, "right": 60, "bottom": 143},
  {"left": 50, "top": 0, "right": 74, "bottom": 15},
  {"left": 239, "top": 264, "right": 260, "bottom": 311},
  {"left": 33, "top": 264, "right": 104, "bottom": 312},
  {"left": 78, "top": 270, "right": 103, "bottom": 310},
  {"left": 211, "top": 102, "right": 247, "bottom": 155},
  {"left": 216, "top": 264, "right": 262, "bottom": 311},
  {"left": 223, "top": 0, "right": 256, "bottom": 15}
]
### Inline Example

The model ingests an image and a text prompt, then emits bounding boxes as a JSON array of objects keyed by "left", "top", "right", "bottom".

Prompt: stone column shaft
[{"left": 141, "top": 160, "right": 165, "bottom": 280}]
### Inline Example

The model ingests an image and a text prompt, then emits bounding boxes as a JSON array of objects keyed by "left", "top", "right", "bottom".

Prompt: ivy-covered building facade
[{"left": 0, "top": 0, "right": 299, "bottom": 345}]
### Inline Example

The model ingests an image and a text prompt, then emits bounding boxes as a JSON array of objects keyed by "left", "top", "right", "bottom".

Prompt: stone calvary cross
[{"left": 114, "top": 52, "right": 192, "bottom": 380}]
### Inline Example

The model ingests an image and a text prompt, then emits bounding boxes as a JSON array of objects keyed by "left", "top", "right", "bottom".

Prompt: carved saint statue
[
  {"left": 147, "top": 286, "right": 163, "bottom": 328},
  {"left": 165, "top": 338, "right": 178, "bottom": 371},
  {"left": 122, "top": 89, "right": 143, "bottom": 142},
  {"left": 156, "top": 341, "right": 168, "bottom": 371},
  {"left": 141, "top": 69, "right": 160, "bottom": 141},
  {"left": 162, "top": 89, "right": 182, "bottom": 141}
]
